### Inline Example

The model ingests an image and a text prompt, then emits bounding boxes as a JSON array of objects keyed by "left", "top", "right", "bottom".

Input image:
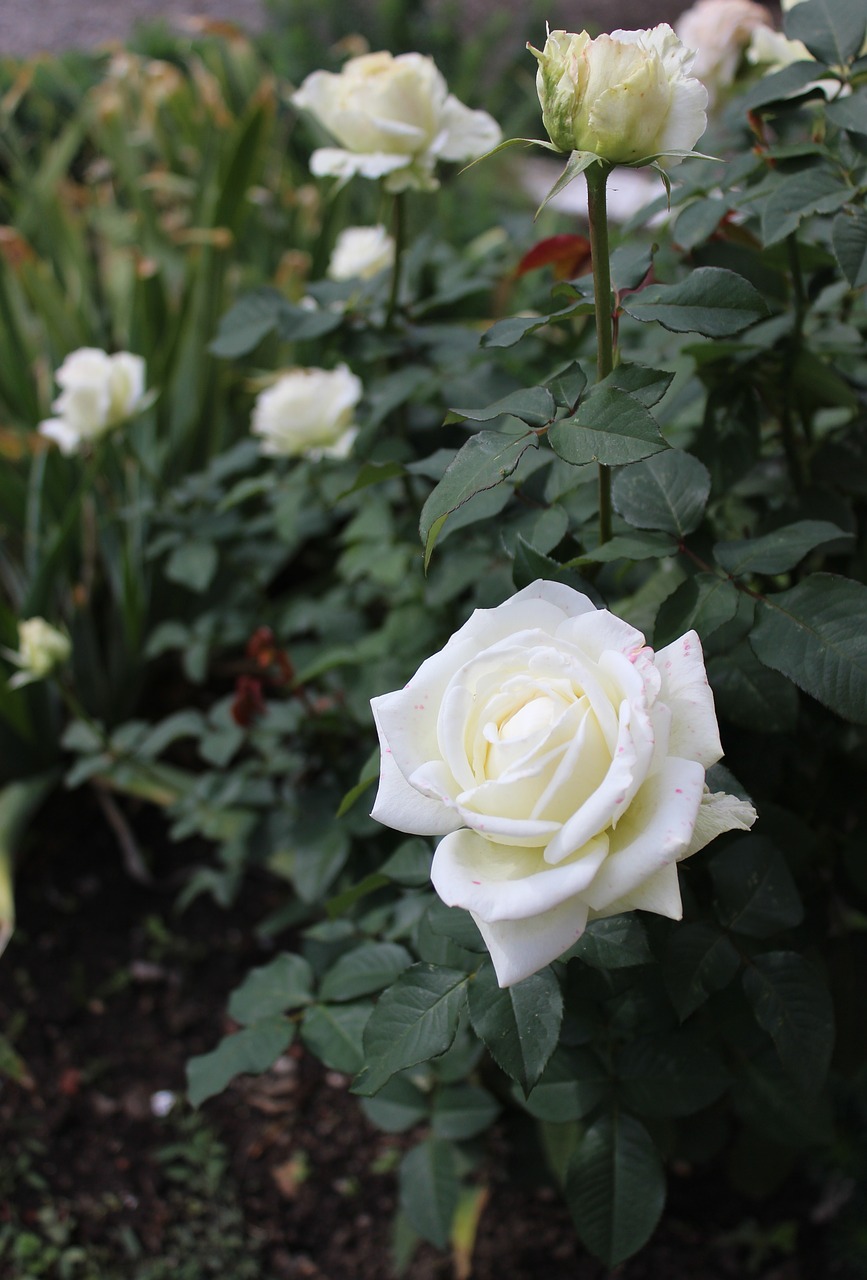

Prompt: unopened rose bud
[{"left": 529, "top": 25, "right": 708, "bottom": 167}]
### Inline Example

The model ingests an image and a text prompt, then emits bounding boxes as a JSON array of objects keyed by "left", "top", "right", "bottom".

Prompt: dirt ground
[
  {"left": 1, "top": 791, "right": 862, "bottom": 1280},
  {"left": 0, "top": 0, "right": 694, "bottom": 59}
]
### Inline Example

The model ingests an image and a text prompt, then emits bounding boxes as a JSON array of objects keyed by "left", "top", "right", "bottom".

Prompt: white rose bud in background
[
  {"left": 529, "top": 25, "right": 708, "bottom": 166},
  {"left": 327, "top": 224, "right": 396, "bottom": 282},
  {"left": 38, "top": 347, "right": 146, "bottom": 455},
  {"left": 5, "top": 617, "right": 71, "bottom": 689},
  {"left": 676, "top": 0, "right": 773, "bottom": 106},
  {"left": 292, "top": 51, "right": 502, "bottom": 192},
  {"left": 250, "top": 364, "right": 362, "bottom": 460},
  {"left": 370, "top": 581, "right": 757, "bottom": 987}
]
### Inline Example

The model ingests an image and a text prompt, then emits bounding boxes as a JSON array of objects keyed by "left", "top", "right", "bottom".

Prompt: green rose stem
[
  {"left": 585, "top": 161, "right": 615, "bottom": 545},
  {"left": 385, "top": 190, "right": 406, "bottom": 330}
]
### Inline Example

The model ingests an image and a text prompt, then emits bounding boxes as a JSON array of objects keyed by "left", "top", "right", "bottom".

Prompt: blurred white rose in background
[
  {"left": 292, "top": 51, "right": 502, "bottom": 192},
  {"left": 38, "top": 347, "right": 146, "bottom": 455},
  {"left": 5, "top": 617, "right": 71, "bottom": 689},
  {"left": 251, "top": 364, "right": 362, "bottom": 459},
  {"left": 676, "top": 0, "right": 772, "bottom": 106},
  {"left": 327, "top": 224, "right": 396, "bottom": 281}
]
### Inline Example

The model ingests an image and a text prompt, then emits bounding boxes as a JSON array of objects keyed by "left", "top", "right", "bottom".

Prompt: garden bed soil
[{"left": 0, "top": 791, "right": 861, "bottom": 1280}]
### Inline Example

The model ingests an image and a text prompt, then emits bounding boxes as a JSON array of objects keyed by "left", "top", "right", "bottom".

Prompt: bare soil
[{"left": 0, "top": 789, "right": 862, "bottom": 1280}]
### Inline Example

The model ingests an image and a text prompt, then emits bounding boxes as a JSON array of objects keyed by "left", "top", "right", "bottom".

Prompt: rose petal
[
  {"left": 309, "top": 148, "right": 412, "bottom": 180},
  {"left": 431, "top": 827, "right": 608, "bottom": 923},
  {"left": 588, "top": 859, "right": 682, "bottom": 921},
  {"left": 679, "top": 787, "right": 758, "bottom": 859},
  {"left": 654, "top": 631, "right": 722, "bottom": 767},
  {"left": 473, "top": 899, "right": 591, "bottom": 988},
  {"left": 370, "top": 720, "right": 462, "bottom": 836},
  {"left": 580, "top": 756, "right": 705, "bottom": 911},
  {"left": 38, "top": 418, "right": 82, "bottom": 455}
]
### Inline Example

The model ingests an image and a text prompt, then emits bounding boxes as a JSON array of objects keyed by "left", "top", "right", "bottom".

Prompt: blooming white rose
[
  {"left": 370, "top": 581, "right": 757, "bottom": 987},
  {"left": 250, "top": 364, "right": 362, "bottom": 460},
  {"left": 676, "top": 0, "right": 773, "bottom": 106},
  {"left": 38, "top": 347, "right": 146, "bottom": 455},
  {"left": 292, "top": 51, "right": 502, "bottom": 192},
  {"left": 529, "top": 25, "right": 708, "bottom": 166},
  {"left": 5, "top": 617, "right": 71, "bottom": 688},
  {"left": 327, "top": 224, "right": 396, "bottom": 282}
]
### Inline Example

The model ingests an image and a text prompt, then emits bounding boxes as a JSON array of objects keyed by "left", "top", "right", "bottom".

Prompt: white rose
[
  {"left": 250, "top": 364, "right": 362, "bottom": 459},
  {"left": 6, "top": 617, "right": 71, "bottom": 688},
  {"left": 528, "top": 24, "right": 708, "bottom": 166},
  {"left": 370, "top": 581, "right": 757, "bottom": 987},
  {"left": 38, "top": 347, "right": 146, "bottom": 455},
  {"left": 327, "top": 225, "right": 396, "bottom": 282},
  {"left": 676, "top": 0, "right": 773, "bottom": 105},
  {"left": 292, "top": 51, "right": 502, "bottom": 192}
]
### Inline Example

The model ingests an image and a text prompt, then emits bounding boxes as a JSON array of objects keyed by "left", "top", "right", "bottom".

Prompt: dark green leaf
[
  {"left": 353, "top": 964, "right": 468, "bottom": 1096},
  {"left": 750, "top": 573, "right": 867, "bottom": 723},
  {"left": 579, "top": 531, "right": 679, "bottom": 563},
  {"left": 209, "top": 288, "right": 283, "bottom": 357},
  {"left": 710, "top": 838, "right": 804, "bottom": 938},
  {"left": 187, "top": 1017, "right": 293, "bottom": 1107},
  {"left": 622, "top": 268, "right": 768, "bottom": 337},
  {"left": 548, "top": 361, "right": 588, "bottom": 409},
  {"left": 424, "top": 900, "right": 486, "bottom": 952},
  {"left": 164, "top": 540, "right": 218, "bottom": 593},
  {"left": 419, "top": 428, "right": 538, "bottom": 565},
  {"left": 447, "top": 387, "right": 554, "bottom": 427},
  {"left": 707, "top": 643, "right": 799, "bottom": 733},
  {"left": 399, "top": 1139, "right": 460, "bottom": 1250},
  {"left": 616, "top": 1032, "right": 729, "bottom": 1117},
  {"left": 276, "top": 302, "right": 342, "bottom": 342},
  {"left": 714, "top": 520, "right": 851, "bottom": 576},
  {"left": 663, "top": 923, "right": 741, "bottom": 1020},
  {"left": 320, "top": 942, "right": 413, "bottom": 1003},
  {"left": 740, "top": 60, "right": 832, "bottom": 111},
  {"left": 565, "top": 1111, "right": 666, "bottom": 1267},
  {"left": 468, "top": 959, "right": 562, "bottom": 1093},
  {"left": 654, "top": 574, "right": 740, "bottom": 647},
  {"left": 481, "top": 300, "right": 594, "bottom": 349},
  {"left": 786, "top": 0, "right": 866, "bottom": 65},
  {"left": 599, "top": 363, "right": 674, "bottom": 408},
  {"left": 760, "top": 168, "right": 851, "bottom": 246},
  {"left": 742, "top": 951, "right": 835, "bottom": 1095},
  {"left": 301, "top": 1001, "right": 372, "bottom": 1074},
  {"left": 613, "top": 450, "right": 711, "bottom": 536},
  {"left": 675, "top": 196, "right": 732, "bottom": 250},
  {"left": 732, "top": 1052, "right": 834, "bottom": 1146},
  {"left": 227, "top": 954, "right": 314, "bottom": 1024},
  {"left": 431, "top": 1085, "right": 500, "bottom": 1141},
  {"left": 360, "top": 1074, "right": 429, "bottom": 1133},
  {"left": 520, "top": 1047, "right": 610, "bottom": 1121},
  {"left": 549, "top": 388, "right": 668, "bottom": 467},
  {"left": 567, "top": 915, "right": 653, "bottom": 969},
  {"left": 826, "top": 91, "right": 867, "bottom": 136},
  {"left": 832, "top": 209, "right": 867, "bottom": 288}
]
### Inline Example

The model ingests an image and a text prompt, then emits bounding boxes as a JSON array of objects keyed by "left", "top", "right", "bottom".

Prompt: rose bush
[
  {"left": 371, "top": 581, "right": 756, "bottom": 986},
  {"left": 38, "top": 347, "right": 146, "bottom": 455},
  {"left": 250, "top": 364, "right": 362, "bottom": 459},
  {"left": 292, "top": 51, "right": 502, "bottom": 192},
  {"left": 529, "top": 24, "right": 708, "bottom": 166},
  {"left": 327, "top": 224, "right": 395, "bottom": 281}
]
